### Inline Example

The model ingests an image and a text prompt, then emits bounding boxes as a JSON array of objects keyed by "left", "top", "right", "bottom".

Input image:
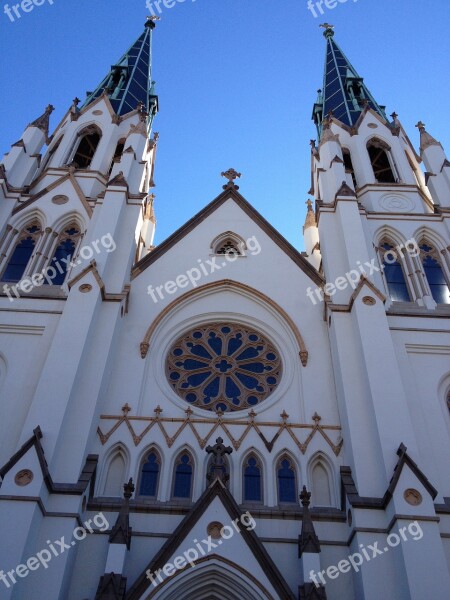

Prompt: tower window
[
  {"left": 342, "top": 149, "right": 357, "bottom": 189},
  {"left": 243, "top": 455, "right": 262, "bottom": 503},
  {"left": 277, "top": 456, "right": 297, "bottom": 504},
  {"left": 72, "top": 127, "right": 101, "bottom": 169},
  {"left": 45, "top": 225, "right": 81, "bottom": 286},
  {"left": 108, "top": 139, "right": 126, "bottom": 176},
  {"left": 419, "top": 243, "right": 450, "bottom": 305},
  {"left": 367, "top": 140, "right": 396, "bottom": 183},
  {"left": 139, "top": 451, "right": 160, "bottom": 497},
  {"left": 379, "top": 241, "right": 411, "bottom": 302},
  {"left": 1, "top": 222, "right": 42, "bottom": 283},
  {"left": 172, "top": 453, "right": 193, "bottom": 499}
]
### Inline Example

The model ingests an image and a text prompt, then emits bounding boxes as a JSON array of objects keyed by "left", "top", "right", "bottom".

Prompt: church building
[{"left": 0, "top": 18, "right": 449, "bottom": 600}]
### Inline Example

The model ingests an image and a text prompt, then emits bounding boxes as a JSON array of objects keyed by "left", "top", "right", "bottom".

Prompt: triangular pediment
[
  {"left": 126, "top": 479, "right": 295, "bottom": 600},
  {"left": 132, "top": 185, "right": 323, "bottom": 287}
]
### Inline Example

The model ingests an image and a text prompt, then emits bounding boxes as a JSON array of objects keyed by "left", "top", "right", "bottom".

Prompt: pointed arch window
[
  {"left": 243, "top": 455, "right": 262, "bottom": 503},
  {"left": 108, "top": 139, "right": 126, "bottom": 176},
  {"left": 72, "top": 127, "right": 101, "bottom": 169},
  {"left": 1, "top": 221, "right": 42, "bottom": 283},
  {"left": 379, "top": 240, "right": 411, "bottom": 302},
  {"left": 41, "top": 135, "right": 63, "bottom": 171},
  {"left": 277, "top": 456, "right": 297, "bottom": 504},
  {"left": 139, "top": 450, "right": 161, "bottom": 497},
  {"left": 342, "top": 149, "right": 357, "bottom": 189},
  {"left": 367, "top": 140, "right": 397, "bottom": 183},
  {"left": 419, "top": 242, "right": 450, "bottom": 304},
  {"left": 45, "top": 225, "right": 82, "bottom": 286},
  {"left": 311, "top": 461, "right": 332, "bottom": 506},
  {"left": 103, "top": 450, "right": 126, "bottom": 497},
  {"left": 172, "top": 452, "right": 194, "bottom": 499}
]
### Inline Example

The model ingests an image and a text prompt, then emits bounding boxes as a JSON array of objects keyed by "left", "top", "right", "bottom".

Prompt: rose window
[{"left": 166, "top": 323, "right": 282, "bottom": 412}]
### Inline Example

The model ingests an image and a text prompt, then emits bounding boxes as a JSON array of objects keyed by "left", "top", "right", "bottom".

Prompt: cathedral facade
[{"left": 0, "top": 19, "right": 449, "bottom": 600}]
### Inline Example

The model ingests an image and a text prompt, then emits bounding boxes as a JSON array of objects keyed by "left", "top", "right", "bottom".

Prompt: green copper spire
[
  {"left": 82, "top": 18, "right": 159, "bottom": 124},
  {"left": 312, "top": 25, "right": 387, "bottom": 136}
]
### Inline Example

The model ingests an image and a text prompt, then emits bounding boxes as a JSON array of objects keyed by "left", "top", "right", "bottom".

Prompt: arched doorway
[{"left": 143, "top": 557, "right": 275, "bottom": 600}]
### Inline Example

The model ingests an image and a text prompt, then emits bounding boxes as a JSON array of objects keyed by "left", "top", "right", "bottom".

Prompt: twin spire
[
  {"left": 82, "top": 19, "right": 158, "bottom": 122},
  {"left": 313, "top": 24, "right": 387, "bottom": 135}
]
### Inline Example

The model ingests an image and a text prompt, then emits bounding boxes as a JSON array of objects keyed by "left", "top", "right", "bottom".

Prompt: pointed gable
[
  {"left": 126, "top": 479, "right": 295, "bottom": 600},
  {"left": 132, "top": 185, "right": 324, "bottom": 287}
]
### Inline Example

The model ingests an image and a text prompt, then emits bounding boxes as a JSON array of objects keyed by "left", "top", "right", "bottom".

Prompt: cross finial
[
  {"left": 416, "top": 121, "right": 426, "bottom": 132},
  {"left": 206, "top": 437, "right": 233, "bottom": 483},
  {"left": 122, "top": 403, "right": 131, "bottom": 416},
  {"left": 306, "top": 199, "right": 313, "bottom": 211},
  {"left": 221, "top": 168, "right": 241, "bottom": 190},
  {"left": 146, "top": 15, "right": 160, "bottom": 28},
  {"left": 280, "top": 410, "right": 289, "bottom": 422},
  {"left": 312, "top": 412, "right": 322, "bottom": 425},
  {"left": 320, "top": 23, "right": 335, "bottom": 37},
  {"left": 154, "top": 405, "right": 163, "bottom": 417}
]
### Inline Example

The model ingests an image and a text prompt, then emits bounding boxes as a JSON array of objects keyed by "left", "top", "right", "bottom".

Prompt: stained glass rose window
[{"left": 166, "top": 323, "right": 282, "bottom": 412}]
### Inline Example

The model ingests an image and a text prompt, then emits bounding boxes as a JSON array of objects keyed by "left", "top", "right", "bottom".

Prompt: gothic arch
[
  {"left": 170, "top": 446, "right": 196, "bottom": 501},
  {"left": 139, "top": 279, "right": 308, "bottom": 367},
  {"left": 411, "top": 226, "right": 449, "bottom": 254},
  {"left": 373, "top": 225, "right": 407, "bottom": 249},
  {"left": 136, "top": 445, "right": 163, "bottom": 499},
  {"left": 307, "top": 452, "right": 336, "bottom": 507},
  {"left": 210, "top": 231, "right": 247, "bottom": 255},
  {"left": 99, "top": 443, "right": 129, "bottom": 497},
  {"left": 50, "top": 212, "right": 87, "bottom": 237},
  {"left": 146, "top": 556, "right": 274, "bottom": 600},
  {"left": 65, "top": 123, "right": 103, "bottom": 168},
  {"left": 7, "top": 208, "right": 47, "bottom": 234},
  {"left": 273, "top": 449, "right": 300, "bottom": 505},
  {"left": 241, "top": 448, "right": 265, "bottom": 504}
]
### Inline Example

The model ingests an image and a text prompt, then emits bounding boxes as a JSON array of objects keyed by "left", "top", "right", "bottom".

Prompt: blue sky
[{"left": 1, "top": 0, "right": 449, "bottom": 250}]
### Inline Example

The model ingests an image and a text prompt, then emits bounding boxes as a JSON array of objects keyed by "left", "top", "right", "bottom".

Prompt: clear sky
[{"left": 1, "top": 0, "right": 449, "bottom": 251}]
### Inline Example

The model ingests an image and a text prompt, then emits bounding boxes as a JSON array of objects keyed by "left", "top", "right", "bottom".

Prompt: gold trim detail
[
  {"left": 97, "top": 408, "right": 343, "bottom": 455},
  {"left": 139, "top": 280, "right": 309, "bottom": 366}
]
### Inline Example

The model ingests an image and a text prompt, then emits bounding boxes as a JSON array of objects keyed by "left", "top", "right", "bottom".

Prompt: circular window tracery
[{"left": 166, "top": 323, "right": 282, "bottom": 412}]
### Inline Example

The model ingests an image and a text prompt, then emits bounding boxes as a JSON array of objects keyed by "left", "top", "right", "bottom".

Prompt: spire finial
[
  {"left": 146, "top": 15, "right": 160, "bottom": 28},
  {"left": 416, "top": 121, "right": 442, "bottom": 152},
  {"left": 320, "top": 23, "right": 335, "bottom": 38},
  {"left": 28, "top": 104, "right": 54, "bottom": 136}
]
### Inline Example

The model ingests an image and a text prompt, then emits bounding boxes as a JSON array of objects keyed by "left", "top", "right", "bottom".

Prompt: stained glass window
[
  {"left": 277, "top": 456, "right": 297, "bottom": 503},
  {"left": 380, "top": 241, "right": 410, "bottom": 302},
  {"left": 139, "top": 451, "right": 160, "bottom": 497},
  {"left": 420, "top": 243, "right": 450, "bottom": 305},
  {"left": 45, "top": 225, "right": 81, "bottom": 286},
  {"left": 243, "top": 455, "right": 262, "bottom": 502},
  {"left": 173, "top": 453, "right": 193, "bottom": 499},
  {"left": 1, "top": 222, "right": 42, "bottom": 283},
  {"left": 166, "top": 324, "right": 282, "bottom": 413}
]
